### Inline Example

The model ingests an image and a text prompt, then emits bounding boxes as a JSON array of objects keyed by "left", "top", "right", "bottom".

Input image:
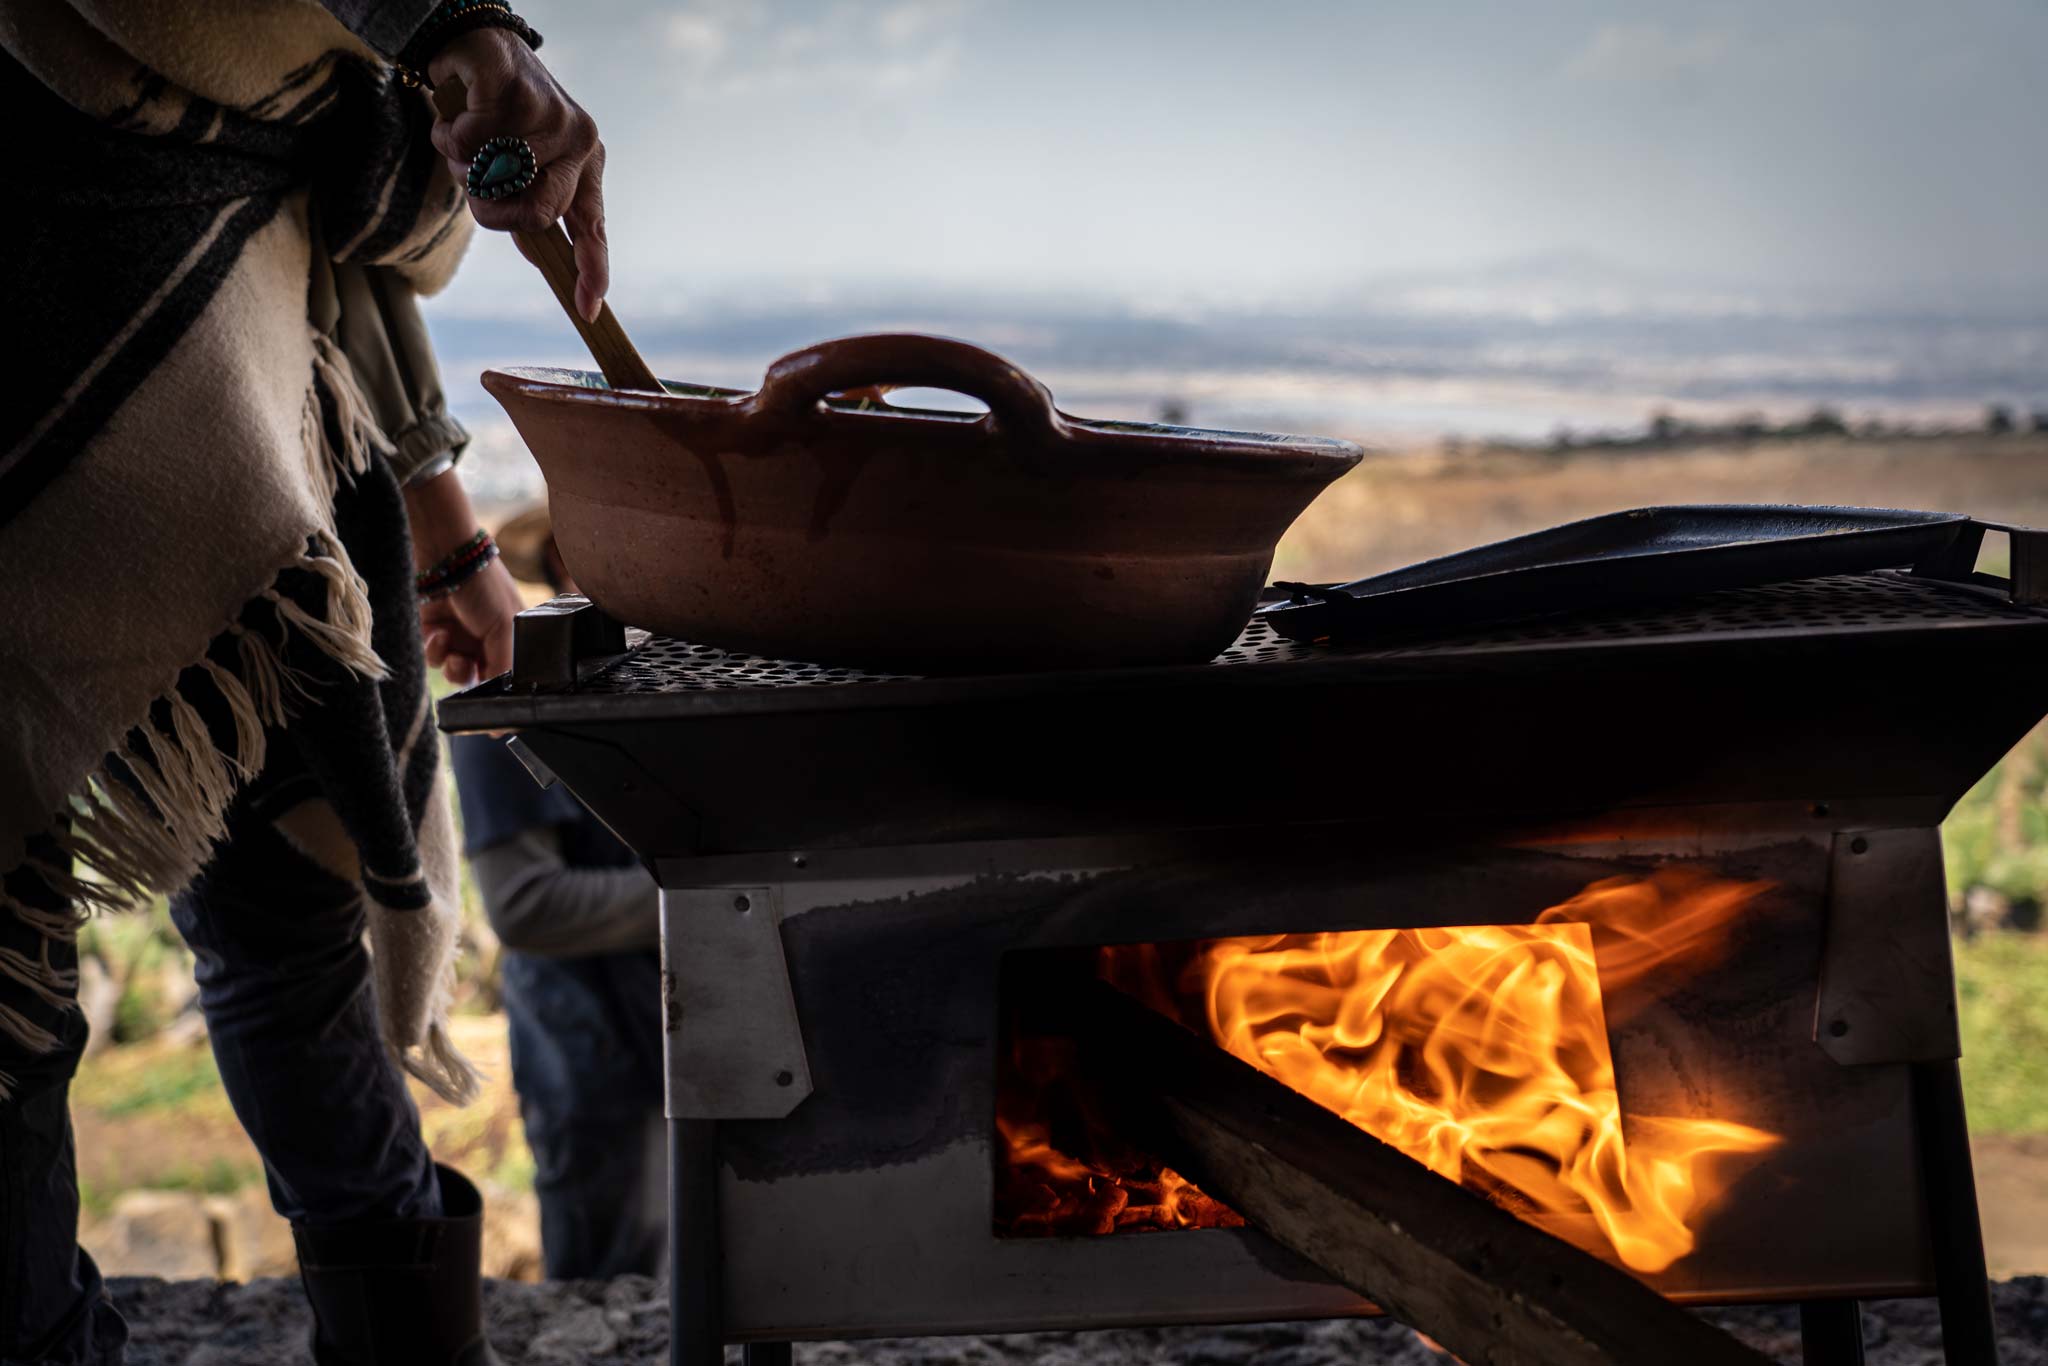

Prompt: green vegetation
[
  {"left": 89, "top": 1046, "right": 221, "bottom": 1118},
  {"left": 1945, "top": 724, "right": 2048, "bottom": 908},
  {"left": 153, "top": 1154, "right": 262, "bottom": 1199},
  {"left": 488, "top": 1146, "right": 537, "bottom": 1195},
  {"left": 76, "top": 895, "right": 198, "bottom": 1045},
  {"left": 1956, "top": 931, "right": 2048, "bottom": 1135},
  {"left": 76, "top": 1156, "right": 262, "bottom": 1218}
]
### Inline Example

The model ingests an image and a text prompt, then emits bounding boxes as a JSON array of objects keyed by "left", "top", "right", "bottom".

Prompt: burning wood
[
  {"left": 999, "top": 869, "right": 1782, "bottom": 1281},
  {"left": 1055, "top": 977, "right": 1775, "bottom": 1366},
  {"left": 995, "top": 1022, "right": 1245, "bottom": 1236}
]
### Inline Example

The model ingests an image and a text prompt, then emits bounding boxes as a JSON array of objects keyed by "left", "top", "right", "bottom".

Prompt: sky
[{"left": 432, "top": 0, "right": 2048, "bottom": 321}]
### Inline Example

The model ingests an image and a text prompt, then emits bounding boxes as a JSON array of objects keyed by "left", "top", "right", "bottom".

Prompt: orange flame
[{"left": 1112, "top": 869, "right": 1781, "bottom": 1272}]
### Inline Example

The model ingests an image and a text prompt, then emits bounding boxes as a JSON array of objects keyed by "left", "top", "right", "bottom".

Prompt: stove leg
[
  {"left": 1800, "top": 1299, "right": 1865, "bottom": 1365},
  {"left": 669, "top": 1118, "right": 722, "bottom": 1366},
  {"left": 743, "top": 1344, "right": 794, "bottom": 1366},
  {"left": 1910, "top": 1058, "right": 1999, "bottom": 1365}
]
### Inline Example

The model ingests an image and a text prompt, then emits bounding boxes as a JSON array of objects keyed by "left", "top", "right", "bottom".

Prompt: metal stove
[{"left": 441, "top": 559, "right": 2048, "bottom": 1366}]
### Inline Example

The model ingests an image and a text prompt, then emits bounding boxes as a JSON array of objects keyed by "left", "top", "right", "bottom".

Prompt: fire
[
  {"left": 994, "top": 1033, "right": 1244, "bottom": 1236},
  {"left": 995, "top": 1113, "right": 1245, "bottom": 1236},
  {"left": 1099, "top": 869, "right": 1781, "bottom": 1273}
]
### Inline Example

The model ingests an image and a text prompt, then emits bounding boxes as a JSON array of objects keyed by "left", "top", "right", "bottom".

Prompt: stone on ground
[{"left": 108, "top": 1276, "right": 2048, "bottom": 1366}]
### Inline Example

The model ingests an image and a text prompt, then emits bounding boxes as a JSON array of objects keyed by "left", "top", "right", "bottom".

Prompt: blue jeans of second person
[{"left": 502, "top": 951, "right": 666, "bottom": 1280}]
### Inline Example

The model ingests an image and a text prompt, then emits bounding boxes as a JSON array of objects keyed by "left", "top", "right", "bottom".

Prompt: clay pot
[{"left": 482, "top": 334, "right": 1360, "bottom": 671}]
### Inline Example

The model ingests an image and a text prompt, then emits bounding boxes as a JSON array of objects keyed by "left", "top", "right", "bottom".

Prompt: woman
[{"left": 0, "top": 3, "right": 609, "bottom": 1360}]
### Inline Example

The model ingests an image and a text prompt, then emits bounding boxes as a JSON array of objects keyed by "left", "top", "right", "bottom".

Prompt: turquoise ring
[{"left": 466, "top": 135, "right": 538, "bottom": 200}]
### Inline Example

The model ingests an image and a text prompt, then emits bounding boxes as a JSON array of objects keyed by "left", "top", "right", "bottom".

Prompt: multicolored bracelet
[
  {"left": 416, "top": 529, "right": 499, "bottom": 601},
  {"left": 395, "top": 0, "right": 543, "bottom": 89}
]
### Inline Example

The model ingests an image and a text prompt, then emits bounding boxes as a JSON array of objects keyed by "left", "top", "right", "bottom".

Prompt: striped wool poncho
[{"left": 1, "top": 1, "right": 485, "bottom": 1103}]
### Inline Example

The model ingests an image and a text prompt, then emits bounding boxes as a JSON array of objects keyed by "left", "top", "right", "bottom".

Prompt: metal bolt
[
  {"left": 1829, "top": 1018, "right": 1851, "bottom": 1038},
  {"left": 1850, "top": 836, "right": 1869, "bottom": 855},
  {"left": 733, "top": 894, "right": 752, "bottom": 913},
  {"left": 774, "top": 1069, "right": 794, "bottom": 1087},
  {"left": 1811, "top": 802, "right": 1831, "bottom": 818},
  {"left": 791, "top": 854, "right": 808, "bottom": 869}
]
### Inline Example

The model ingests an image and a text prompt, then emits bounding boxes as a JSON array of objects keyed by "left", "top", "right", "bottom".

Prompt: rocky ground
[{"left": 110, "top": 1276, "right": 2048, "bottom": 1365}]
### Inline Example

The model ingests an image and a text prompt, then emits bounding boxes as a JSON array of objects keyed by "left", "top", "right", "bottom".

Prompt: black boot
[{"left": 291, "top": 1163, "right": 501, "bottom": 1366}]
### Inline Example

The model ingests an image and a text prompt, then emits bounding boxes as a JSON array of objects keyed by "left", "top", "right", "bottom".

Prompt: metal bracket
[
  {"left": 1910, "top": 518, "right": 2047, "bottom": 607},
  {"left": 659, "top": 884, "right": 814, "bottom": 1118},
  {"left": 509, "top": 594, "right": 629, "bottom": 688},
  {"left": 503, "top": 735, "right": 559, "bottom": 790},
  {"left": 1813, "top": 828, "right": 1960, "bottom": 1066}
]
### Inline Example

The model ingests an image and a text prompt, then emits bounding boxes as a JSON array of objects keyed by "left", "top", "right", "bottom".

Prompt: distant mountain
[{"left": 426, "top": 277, "right": 2048, "bottom": 463}]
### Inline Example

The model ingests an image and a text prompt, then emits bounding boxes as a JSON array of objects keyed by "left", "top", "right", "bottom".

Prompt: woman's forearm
[{"left": 403, "top": 464, "right": 484, "bottom": 568}]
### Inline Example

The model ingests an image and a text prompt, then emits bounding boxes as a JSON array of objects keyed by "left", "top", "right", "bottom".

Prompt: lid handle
[{"left": 751, "top": 334, "right": 1062, "bottom": 438}]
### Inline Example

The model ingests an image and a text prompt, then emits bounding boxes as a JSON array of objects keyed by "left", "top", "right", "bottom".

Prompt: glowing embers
[
  {"left": 995, "top": 870, "right": 1781, "bottom": 1274},
  {"left": 994, "top": 1032, "right": 1245, "bottom": 1237}
]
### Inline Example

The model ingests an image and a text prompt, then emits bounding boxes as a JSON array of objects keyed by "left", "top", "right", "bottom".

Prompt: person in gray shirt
[{"left": 451, "top": 505, "right": 665, "bottom": 1277}]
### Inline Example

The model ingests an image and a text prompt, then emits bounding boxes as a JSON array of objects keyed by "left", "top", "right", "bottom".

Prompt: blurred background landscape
[{"left": 68, "top": 0, "right": 2048, "bottom": 1288}]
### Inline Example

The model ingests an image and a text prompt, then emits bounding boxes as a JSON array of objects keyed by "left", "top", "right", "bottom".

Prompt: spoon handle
[{"left": 431, "top": 76, "right": 662, "bottom": 393}]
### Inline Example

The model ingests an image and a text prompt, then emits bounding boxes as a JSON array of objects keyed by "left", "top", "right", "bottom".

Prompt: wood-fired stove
[{"left": 442, "top": 554, "right": 2048, "bottom": 1366}]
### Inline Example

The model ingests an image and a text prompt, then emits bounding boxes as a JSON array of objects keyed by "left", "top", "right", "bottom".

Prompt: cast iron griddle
[{"left": 1259, "top": 505, "right": 1971, "bottom": 643}]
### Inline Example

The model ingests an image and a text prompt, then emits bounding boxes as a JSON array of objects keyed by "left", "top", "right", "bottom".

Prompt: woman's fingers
[
  {"left": 443, "top": 109, "right": 599, "bottom": 236},
  {"left": 563, "top": 145, "right": 609, "bottom": 321},
  {"left": 432, "top": 95, "right": 588, "bottom": 169},
  {"left": 466, "top": 158, "right": 580, "bottom": 235},
  {"left": 422, "top": 28, "right": 609, "bottom": 305}
]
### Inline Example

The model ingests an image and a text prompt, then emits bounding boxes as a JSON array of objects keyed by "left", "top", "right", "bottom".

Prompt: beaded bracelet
[
  {"left": 416, "top": 529, "right": 500, "bottom": 600},
  {"left": 395, "top": 0, "right": 543, "bottom": 89}
]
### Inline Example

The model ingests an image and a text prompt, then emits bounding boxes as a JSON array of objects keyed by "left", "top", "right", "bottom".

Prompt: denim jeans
[
  {"left": 502, "top": 951, "right": 665, "bottom": 1279},
  {"left": 0, "top": 842, "right": 126, "bottom": 1366},
  {"left": 0, "top": 776, "right": 441, "bottom": 1364},
  {"left": 168, "top": 783, "right": 442, "bottom": 1228}
]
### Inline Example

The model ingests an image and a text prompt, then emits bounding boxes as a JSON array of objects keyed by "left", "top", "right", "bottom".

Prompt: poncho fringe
[
  {"left": 0, "top": 335, "right": 479, "bottom": 1107},
  {"left": 3, "top": 1, "right": 480, "bottom": 1109}
]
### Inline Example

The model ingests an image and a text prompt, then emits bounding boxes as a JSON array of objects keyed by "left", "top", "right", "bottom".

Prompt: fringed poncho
[{"left": 1, "top": 1, "right": 483, "bottom": 1103}]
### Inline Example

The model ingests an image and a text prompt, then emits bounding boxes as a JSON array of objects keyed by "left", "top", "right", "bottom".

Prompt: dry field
[{"left": 1273, "top": 433, "right": 2048, "bottom": 586}]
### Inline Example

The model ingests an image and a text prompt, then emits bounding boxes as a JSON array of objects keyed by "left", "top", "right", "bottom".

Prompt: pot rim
[{"left": 482, "top": 363, "right": 1365, "bottom": 469}]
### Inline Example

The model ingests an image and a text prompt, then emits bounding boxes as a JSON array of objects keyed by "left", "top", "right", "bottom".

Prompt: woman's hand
[
  {"left": 419, "top": 558, "right": 524, "bottom": 688},
  {"left": 427, "top": 26, "right": 608, "bottom": 321},
  {"left": 406, "top": 467, "right": 522, "bottom": 687}
]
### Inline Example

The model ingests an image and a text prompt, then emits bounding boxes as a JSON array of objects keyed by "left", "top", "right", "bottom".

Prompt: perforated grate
[
  {"left": 569, "top": 573, "right": 2036, "bottom": 696},
  {"left": 597, "top": 636, "right": 917, "bottom": 694}
]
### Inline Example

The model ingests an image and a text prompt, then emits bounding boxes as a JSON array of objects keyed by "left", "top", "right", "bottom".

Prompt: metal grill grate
[
  {"left": 572, "top": 573, "right": 2034, "bottom": 696},
  {"left": 598, "top": 637, "right": 918, "bottom": 694}
]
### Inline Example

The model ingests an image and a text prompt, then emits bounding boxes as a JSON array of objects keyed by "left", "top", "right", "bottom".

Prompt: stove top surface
[{"left": 442, "top": 571, "right": 2046, "bottom": 731}]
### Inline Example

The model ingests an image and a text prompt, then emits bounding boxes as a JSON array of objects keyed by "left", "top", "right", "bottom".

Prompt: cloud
[
  {"left": 654, "top": 0, "right": 977, "bottom": 98},
  {"left": 661, "top": 12, "right": 729, "bottom": 67},
  {"left": 1563, "top": 23, "right": 1731, "bottom": 84},
  {"left": 876, "top": 0, "right": 971, "bottom": 46}
]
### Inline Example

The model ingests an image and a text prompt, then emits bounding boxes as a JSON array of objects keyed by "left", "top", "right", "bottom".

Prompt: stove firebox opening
[{"left": 994, "top": 868, "right": 1784, "bottom": 1276}]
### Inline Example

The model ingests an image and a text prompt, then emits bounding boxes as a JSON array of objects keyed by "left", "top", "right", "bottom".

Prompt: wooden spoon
[{"left": 430, "top": 76, "right": 662, "bottom": 392}]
